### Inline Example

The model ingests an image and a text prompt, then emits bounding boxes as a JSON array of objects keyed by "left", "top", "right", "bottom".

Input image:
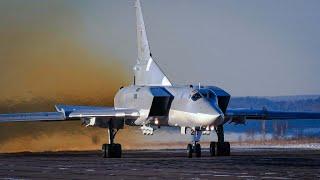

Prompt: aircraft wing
[
  {"left": 0, "top": 112, "right": 66, "bottom": 122},
  {"left": 0, "top": 104, "right": 139, "bottom": 123},
  {"left": 55, "top": 105, "right": 140, "bottom": 119},
  {"left": 225, "top": 108, "right": 320, "bottom": 124}
]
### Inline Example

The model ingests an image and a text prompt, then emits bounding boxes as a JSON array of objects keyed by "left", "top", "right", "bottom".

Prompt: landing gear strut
[
  {"left": 102, "top": 120, "right": 122, "bottom": 158},
  {"left": 187, "top": 130, "right": 202, "bottom": 158},
  {"left": 210, "top": 125, "right": 230, "bottom": 156}
]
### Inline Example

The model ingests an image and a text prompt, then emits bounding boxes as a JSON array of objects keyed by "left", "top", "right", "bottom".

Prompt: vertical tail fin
[{"left": 133, "top": 0, "right": 172, "bottom": 86}]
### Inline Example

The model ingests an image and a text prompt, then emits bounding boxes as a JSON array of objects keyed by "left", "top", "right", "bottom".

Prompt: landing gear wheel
[
  {"left": 102, "top": 144, "right": 109, "bottom": 158},
  {"left": 213, "top": 125, "right": 231, "bottom": 156},
  {"left": 187, "top": 144, "right": 193, "bottom": 158},
  {"left": 210, "top": 142, "right": 216, "bottom": 156},
  {"left": 195, "top": 143, "right": 201, "bottom": 157},
  {"left": 113, "top": 143, "right": 122, "bottom": 158},
  {"left": 102, "top": 143, "right": 122, "bottom": 158},
  {"left": 102, "top": 120, "right": 122, "bottom": 158},
  {"left": 216, "top": 142, "right": 230, "bottom": 156},
  {"left": 223, "top": 142, "right": 230, "bottom": 156}
]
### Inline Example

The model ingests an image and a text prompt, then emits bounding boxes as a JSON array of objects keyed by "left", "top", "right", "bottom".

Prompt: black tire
[
  {"left": 210, "top": 142, "right": 216, "bottom": 156},
  {"left": 102, "top": 144, "right": 122, "bottom": 158},
  {"left": 102, "top": 144, "right": 108, "bottom": 158},
  {"left": 187, "top": 144, "right": 193, "bottom": 158},
  {"left": 216, "top": 142, "right": 224, "bottom": 156},
  {"left": 224, "top": 142, "right": 230, "bottom": 156},
  {"left": 113, "top": 144, "right": 122, "bottom": 158},
  {"left": 216, "top": 142, "right": 231, "bottom": 156},
  {"left": 195, "top": 144, "right": 201, "bottom": 157}
]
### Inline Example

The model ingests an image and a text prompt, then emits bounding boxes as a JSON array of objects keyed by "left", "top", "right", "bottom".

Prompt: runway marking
[
  {"left": 86, "top": 169, "right": 95, "bottom": 172},
  {"left": 261, "top": 177, "right": 291, "bottom": 180},
  {"left": 265, "top": 172, "right": 278, "bottom": 175},
  {"left": 238, "top": 175, "right": 257, "bottom": 178},
  {"left": 213, "top": 174, "right": 231, "bottom": 177},
  {"left": 210, "top": 171, "right": 229, "bottom": 174},
  {"left": 58, "top": 167, "right": 68, "bottom": 170}
]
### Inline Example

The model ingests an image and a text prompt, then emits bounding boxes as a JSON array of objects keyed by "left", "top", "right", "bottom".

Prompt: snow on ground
[{"left": 233, "top": 143, "right": 320, "bottom": 150}]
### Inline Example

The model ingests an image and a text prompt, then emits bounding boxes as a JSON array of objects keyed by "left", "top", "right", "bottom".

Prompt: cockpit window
[
  {"left": 190, "top": 89, "right": 218, "bottom": 102},
  {"left": 198, "top": 89, "right": 218, "bottom": 103},
  {"left": 191, "top": 92, "right": 202, "bottom": 101}
]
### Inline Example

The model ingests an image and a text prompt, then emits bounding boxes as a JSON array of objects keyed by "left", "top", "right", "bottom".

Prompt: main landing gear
[
  {"left": 210, "top": 125, "right": 230, "bottom": 156},
  {"left": 186, "top": 125, "right": 230, "bottom": 158},
  {"left": 102, "top": 121, "right": 122, "bottom": 158}
]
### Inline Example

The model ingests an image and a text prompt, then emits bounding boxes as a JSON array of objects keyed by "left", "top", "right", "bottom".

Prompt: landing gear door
[{"left": 148, "top": 87, "right": 174, "bottom": 125}]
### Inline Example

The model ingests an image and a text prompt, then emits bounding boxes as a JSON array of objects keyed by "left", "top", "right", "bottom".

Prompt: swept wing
[
  {"left": 0, "top": 104, "right": 139, "bottom": 123},
  {"left": 225, "top": 108, "right": 320, "bottom": 124}
]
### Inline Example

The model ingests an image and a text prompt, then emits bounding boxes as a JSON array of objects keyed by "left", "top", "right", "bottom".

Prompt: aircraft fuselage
[{"left": 114, "top": 85, "right": 228, "bottom": 129}]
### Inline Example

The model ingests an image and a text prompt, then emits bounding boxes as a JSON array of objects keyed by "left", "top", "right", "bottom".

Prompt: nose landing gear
[
  {"left": 187, "top": 143, "right": 201, "bottom": 158},
  {"left": 187, "top": 130, "right": 202, "bottom": 158},
  {"left": 186, "top": 125, "right": 230, "bottom": 158}
]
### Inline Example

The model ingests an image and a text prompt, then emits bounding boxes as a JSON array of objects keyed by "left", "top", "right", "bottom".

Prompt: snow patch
[{"left": 233, "top": 143, "right": 320, "bottom": 149}]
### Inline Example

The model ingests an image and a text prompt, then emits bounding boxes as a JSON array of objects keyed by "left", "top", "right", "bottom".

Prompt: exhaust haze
[{"left": 0, "top": 0, "right": 133, "bottom": 152}]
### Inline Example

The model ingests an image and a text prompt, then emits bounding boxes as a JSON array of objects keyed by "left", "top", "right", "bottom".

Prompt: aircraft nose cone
[
  {"left": 197, "top": 107, "right": 224, "bottom": 126},
  {"left": 206, "top": 105, "right": 224, "bottom": 126},
  {"left": 193, "top": 99, "right": 225, "bottom": 126}
]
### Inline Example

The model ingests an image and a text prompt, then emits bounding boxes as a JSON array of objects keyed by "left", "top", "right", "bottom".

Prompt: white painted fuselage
[{"left": 114, "top": 85, "right": 225, "bottom": 129}]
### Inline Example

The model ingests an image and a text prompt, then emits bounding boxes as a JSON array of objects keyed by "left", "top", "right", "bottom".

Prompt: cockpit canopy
[
  {"left": 191, "top": 91, "right": 203, "bottom": 101},
  {"left": 190, "top": 89, "right": 218, "bottom": 102}
]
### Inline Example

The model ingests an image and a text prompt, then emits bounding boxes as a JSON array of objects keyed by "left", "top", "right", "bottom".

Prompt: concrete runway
[{"left": 0, "top": 148, "right": 319, "bottom": 179}]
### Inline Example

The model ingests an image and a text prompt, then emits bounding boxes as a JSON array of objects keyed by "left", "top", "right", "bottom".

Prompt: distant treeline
[{"left": 229, "top": 96, "right": 320, "bottom": 112}]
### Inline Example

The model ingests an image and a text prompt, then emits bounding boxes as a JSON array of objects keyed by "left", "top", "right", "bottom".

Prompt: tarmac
[{"left": 0, "top": 148, "right": 319, "bottom": 179}]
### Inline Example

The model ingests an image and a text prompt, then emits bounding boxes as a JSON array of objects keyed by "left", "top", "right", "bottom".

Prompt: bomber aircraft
[{"left": 1, "top": 0, "right": 320, "bottom": 158}]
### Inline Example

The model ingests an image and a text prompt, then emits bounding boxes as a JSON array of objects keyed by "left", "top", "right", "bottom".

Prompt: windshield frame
[
  {"left": 198, "top": 89, "right": 218, "bottom": 104},
  {"left": 190, "top": 90, "right": 203, "bottom": 101}
]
